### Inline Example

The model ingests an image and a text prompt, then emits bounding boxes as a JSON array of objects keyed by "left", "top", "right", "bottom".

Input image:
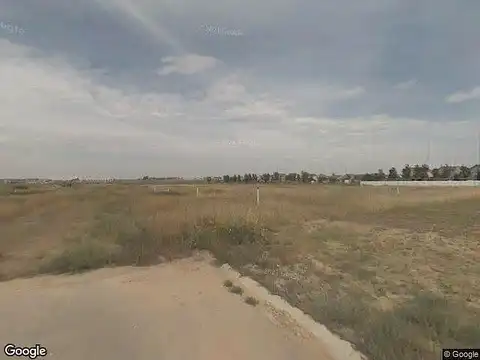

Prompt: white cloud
[
  {"left": 157, "top": 54, "right": 219, "bottom": 75},
  {"left": 445, "top": 87, "right": 480, "bottom": 103},
  {"left": 2, "top": 36, "right": 480, "bottom": 178},
  {"left": 304, "top": 85, "right": 365, "bottom": 102},
  {"left": 205, "top": 74, "right": 249, "bottom": 103},
  {"left": 394, "top": 79, "right": 418, "bottom": 90},
  {"left": 336, "top": 86, "right": 365, "bottom": 99}
]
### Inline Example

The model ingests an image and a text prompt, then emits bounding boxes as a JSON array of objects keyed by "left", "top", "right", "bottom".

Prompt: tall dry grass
[{"left": 1, "top": 183, "right": 480, "bottom": 360}]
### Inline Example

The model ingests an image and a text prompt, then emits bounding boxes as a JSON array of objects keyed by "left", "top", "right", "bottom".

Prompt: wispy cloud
[
  {"left": 394, "top": 79, "right": 417, "bottom": 90},
  {"left": 157, "top": 54, "right": 219, "bottom": 75},
  {"left": 445, "top": 87, "right": 480, "bottom": 103},
  {"left": 334, "top": 86, "right": 365, "bottom": 99}
]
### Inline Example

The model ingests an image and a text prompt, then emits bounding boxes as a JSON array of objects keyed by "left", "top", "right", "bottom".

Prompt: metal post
[{"left": 256, "top": 185, "right": 260, "bottom": 206}]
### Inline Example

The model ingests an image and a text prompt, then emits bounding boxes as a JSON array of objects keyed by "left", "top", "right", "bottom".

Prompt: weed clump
[
  {"left": 39, "top": 240, "right": 119, "bottom": 274},
  {"left": 245, "top": 296, "right": 259, "bottom": 306},
  {"left": 229, "top": 285, "right": 244, "bottom": 295}
]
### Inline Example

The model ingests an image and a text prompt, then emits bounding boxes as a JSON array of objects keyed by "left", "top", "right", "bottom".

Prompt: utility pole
[
  {"left": 477, "top": 131, "right": 480, "bottom": 166},
  {"left": 425, "top": 139, "right": 431, "bottom": 165},
  {"left": 476, "top": 131, "right": 480, "bottom": 184}
]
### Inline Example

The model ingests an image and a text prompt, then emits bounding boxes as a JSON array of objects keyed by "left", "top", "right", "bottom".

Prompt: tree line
[
  {"left": 208, "top": 171, "right": 327, "bottom": 184},
  {"left": 207, "top": 164, "right": 480, "bottom": 184},
  {"left": 362, "top": 164, "right": 480, "bottom": 181}
]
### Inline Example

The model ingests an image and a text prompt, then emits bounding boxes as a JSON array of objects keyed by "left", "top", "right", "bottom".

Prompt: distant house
[
  {"left": 339, "top": 174, "right": 355, "bottom": 183},
  {"left": 328, "top": 174, "right": 341, "bottom": 183}
]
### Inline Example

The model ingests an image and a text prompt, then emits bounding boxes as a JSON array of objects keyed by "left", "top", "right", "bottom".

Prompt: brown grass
[{"left": 1, "top": 183, "right": 480, "bottom": 359}]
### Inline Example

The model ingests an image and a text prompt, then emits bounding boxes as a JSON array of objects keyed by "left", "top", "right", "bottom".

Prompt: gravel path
[{"left": 0, "top": 257, "right": 336, "bottom": 360}]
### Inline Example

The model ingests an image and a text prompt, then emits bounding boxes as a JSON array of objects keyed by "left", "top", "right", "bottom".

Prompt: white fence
[{"left": 361, "top": 180, "right": 480, "bottom": 187}]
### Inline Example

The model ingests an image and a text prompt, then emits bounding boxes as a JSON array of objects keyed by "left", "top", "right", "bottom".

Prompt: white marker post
[
  {"left": 196, "top": 187, "right": 199, "bottom": 197},
  {"left": 256, "top": 185, "right": 260, "bottom": 206}
]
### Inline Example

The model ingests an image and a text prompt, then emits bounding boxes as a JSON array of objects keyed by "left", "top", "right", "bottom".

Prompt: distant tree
[
  {"left": 401, "top": 165, "right": 412, "bottom": 180},
  {"left": 387, "top": 167, "right": 398, "bottom": 180},
  {"left": 421, "top": 164, "right": 430, "bottom": 180},
  {"left": 142, "top": 176, "right": 149, "bottom": 180},
  {"left": 261, "top": 173, "right": 271, "bottom": 183},
  {"left": 223, "top": 175, "right": 230, "bottom": 183},
  {"left": 272, "top": 172, "right": 280, "bottom": 182},
  {"left": 459, "top": 166, "right": 471, "bottom": 180},
  {"left": 61, "top": 181, "right": 73, "bottom": 188},
  {"left": 286, "top": 173, "right": 296, "bottom": 182},
  {"left": 376, "top": 169, "right": 386, "bottom": 181},
  {"left": 438, "top": 165, "right": 453, "bottom": 180},
  {"left": 362, "top": 173, "right": 376, "bottom": 181},
  {"left": 317, "top": 174, "right": 328, "bottom": 183},
  {"left": 412, "top": 165, "right": 422, "bottom": 180},
  {"left": 302, "top": 171, "right": 315, "bottom": 183},
  {"left": 206, "top": 176, "right": 212, "bottom": 183},
  {"left": 300, "top": 171, "right": 310, "bottom": 183},
  {"left": 411, "top": 164, "right": 428, "bottom": 180}
]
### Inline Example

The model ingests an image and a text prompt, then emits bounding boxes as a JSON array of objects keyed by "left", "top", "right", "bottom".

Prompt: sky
[{"left": 1, "top": 0, "right": 480, "bottom": 179}]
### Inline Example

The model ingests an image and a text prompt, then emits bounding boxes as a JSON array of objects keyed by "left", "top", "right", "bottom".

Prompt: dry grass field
[{"left": 1, "top": 182, "right": 479, "bottom": 360}]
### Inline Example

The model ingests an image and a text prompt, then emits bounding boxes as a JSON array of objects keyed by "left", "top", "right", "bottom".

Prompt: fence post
[
  {"left": 196, "top": 187, "right": 199, "bottom": 197},
  {"left": 256, "top": 185, "right": 260, "bottom": 206}
]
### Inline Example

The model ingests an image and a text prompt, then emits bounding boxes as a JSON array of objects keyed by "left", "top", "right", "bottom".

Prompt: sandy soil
[{"left": 0, "top": 257, "right": 336, "bottom": 360}]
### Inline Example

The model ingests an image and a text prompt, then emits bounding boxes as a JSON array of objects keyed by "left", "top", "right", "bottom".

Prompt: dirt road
[{"left": 0, "top": 257, "right": 336, "bottom": 360}]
